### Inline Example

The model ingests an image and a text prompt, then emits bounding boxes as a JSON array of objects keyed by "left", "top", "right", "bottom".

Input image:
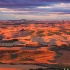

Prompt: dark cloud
[
  {"left": 0, "top": 0, "right": 69, "bottom": 7},
  {"left": 35, "top": 0, "right": 70, "bottom": 2},
  {"left": 0, "top": 0, "right": 70, "bottom": 20},
  {"left": 0, "top": 0, "right": 46, "bottom": 6}
]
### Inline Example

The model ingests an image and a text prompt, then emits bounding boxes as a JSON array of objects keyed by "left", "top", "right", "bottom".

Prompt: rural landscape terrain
[
  {"left": 0, "top": 0, "right": 70, "bottom": 70},
  {"left": 0, "top": 20, "right": 70, "bottom": 70}
]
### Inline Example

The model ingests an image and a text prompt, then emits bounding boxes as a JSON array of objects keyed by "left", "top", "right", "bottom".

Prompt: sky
[{"left": 0, "top": 0, "right": 70, "bottom": 20}]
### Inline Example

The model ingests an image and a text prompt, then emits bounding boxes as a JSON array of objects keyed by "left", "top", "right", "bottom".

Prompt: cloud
[
  {"left": 37, "top": 3, "right": 70, "bottom": 9},
  {"left": 53, "top": 3, "right": 70, "bottom": 8},
  {"left": 35, "top": 0, "right": 70, "bottom": 2},
  {"left": 0, "top": 6, "right": 70, "bottom": 15},
  {"left": 0, "top": 0, "right": 70, "bottom": 20},
  {"left": 0, "top": 0, "right": 69, "bottom": 7},
  {"left": 0, "top": 0, "right": 47, "bottom": 7}
]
